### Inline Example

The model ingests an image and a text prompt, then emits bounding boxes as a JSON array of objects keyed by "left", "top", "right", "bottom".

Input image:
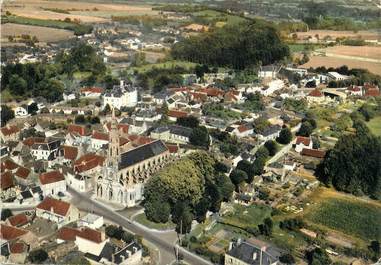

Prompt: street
[{"left": 68, "top": 187, "right": 212, "bottom": 265}]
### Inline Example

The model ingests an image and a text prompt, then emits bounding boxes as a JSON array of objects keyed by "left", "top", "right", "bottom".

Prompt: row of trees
[
  {"left": 143, "top": 152, "right": 235, "bottom": 233},
  {"left": 171, "top": 21, "right": 289, "bottom": 69}
]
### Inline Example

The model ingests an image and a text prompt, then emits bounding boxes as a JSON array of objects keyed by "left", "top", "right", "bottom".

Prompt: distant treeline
[{"left": 171, "top": 21, "right": 289, "bottom": 70}]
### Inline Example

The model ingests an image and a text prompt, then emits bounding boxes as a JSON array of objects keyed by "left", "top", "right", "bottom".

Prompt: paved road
[{"left": 68, "top": 187, "right": 212, "bottom": 265}]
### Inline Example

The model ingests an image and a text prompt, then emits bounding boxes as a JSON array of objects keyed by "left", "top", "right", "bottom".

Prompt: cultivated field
[
  {"left": 302, "top": 56, "right": 381, "bottom": 75},
  {"left": 323, "top": 45, "right": 381, "bottom": 61},
  {"left": 303, "top": 188, "right": 381, "bottom": 242},
  {"left": 3, "top": 0, "right": 157, "bottom": 23},
  {"left": 1, "top": 23, "right": 74, "bottom": 43},
  {"left": 294, "top": 30, "right": 380, "bottom": 41}
]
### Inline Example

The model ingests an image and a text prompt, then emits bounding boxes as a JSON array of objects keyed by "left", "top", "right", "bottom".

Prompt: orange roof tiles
[
  {"left": 23, "top": 137, "right": 45, "bottom": 147},
  {"left": 7, "top": 213, "right": 28, "bottom": 227},
  {"left": 301, "top": 148, "right": 326, "bottom": 158},
  {"left": 57, "top": 227, "right": 80, "bottom": 241},
  {"left": 63, "top": 146, "right": 78, "bottom": 161},
  {"left": 15, "top": 167, "right": 30, "bottom": 179},
  {"left": 1, "top": 171, "right": 14, "bottom": 190},
  {"left": 3, "top": 159, "right": 18, "bottom": 171},
  {"left": 37, "top": 197, "right": 71, "bottom": 216},
  {"left": 10, "top": 242, "right": 28, "bottom": 253},
  {"left": 308, "top": 89, "right": 323, "bottom": 97},
  {"left": 296, "top": 136, "right": 311, "bottom": 146},
  {"left": 81, "top": 87, "right": 103, "bottom": 94},
  {"left": 0, "top": 224, "right": 28, "bottom": 240},
  {"left": 74, "top": 153, "right": 104, "bottom": 173},
  {"left": 39, "top": 170, "right": 64, "bottom": 185},
  {"left": 67, "top": 124, "right": 87, "bottom": 136},
  {"left": 168, "top": 110, "right": 188, "bottom": 118},
  {"left": 77, "top": 228, "right": 102, "bottom": 243},
  {"left": 0, "top": 125, "right": 20, "bottom": 136}
]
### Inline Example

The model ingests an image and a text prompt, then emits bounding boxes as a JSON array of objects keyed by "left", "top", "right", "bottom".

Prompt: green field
[
  {"left": 131, "top": 60, "right": 197, "bottom": 73},
  {"left": 220, "top": 204, "right": 272, "bottom": 229},
  {"left": 192, "top": 10, "right": 247, "bottom": 26},
  {"left": 367, "top": 116, "right": 381, "bottom": 136},
  {"left": 3, "top": 15, "right": 92, "bottom": 35},
  {"left": 305, "top": 198, "right": 381, "bottom": 241},
  {"left": 134, "top": 213, "right": 176, "bottom": 230},
  {"left": 287, "top": 43, "right": 321, "bottom": 53}
]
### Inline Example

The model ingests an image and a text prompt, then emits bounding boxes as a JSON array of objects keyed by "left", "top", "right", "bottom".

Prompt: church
[{"left": 96, "top": 109, "right": 170, "bottom": 207}]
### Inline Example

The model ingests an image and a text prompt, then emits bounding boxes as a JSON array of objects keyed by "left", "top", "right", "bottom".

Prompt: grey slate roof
[
  {"left": 168, "top": 125, "right": 192, "bottom": 138},
  {"left": 227, "top": 241, "right": 280, "bottom": 265},
  {"left": 119, "top": 140, "right": 168, "bottom": 170}
]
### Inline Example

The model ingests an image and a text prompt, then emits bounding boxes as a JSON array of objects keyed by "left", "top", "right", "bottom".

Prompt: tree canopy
[
  {"left": 317, "top": 120, "right": 381, "bottom": 199},
  {"left": 171, "top": 21, "right": 289, "bottom": 69}
]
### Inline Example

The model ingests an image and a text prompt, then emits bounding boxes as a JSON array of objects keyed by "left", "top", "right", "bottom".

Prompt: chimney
[
  {"left": 253, "top": 252, "right": 257, "bottom": 260},
  {"left": 120, "top": 80, "right": 124, "bottom": 87},
  {"left": 228, "top": 242, "right": 234, "bottom": 251}
]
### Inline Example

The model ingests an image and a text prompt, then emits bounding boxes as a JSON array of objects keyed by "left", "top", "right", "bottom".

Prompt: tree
[
  {"left": 189, "top": 126, "right": 210, "bottom": 148},
  {"left": 258, "top": 217, "right": 273, "bottom": 236},
  {"left": 75, "top": 115, "right": 86, "bottom": 124},
  {"left": 177, "top": 116, "right": 199, "bottom": 128},
  {"left": 264, "top": 140, "right": 278, "bottom": 156},
  {"left": 297, "top": 121, "right": 313, "bottom": 137},
  {"left": 9, "top": 74, "right": 27, "bottom": 95},
  {"left": 90, "top": 116, "right": 100, "bottom": 124},
  {"left": 145, "top": 199, "right": 171, "bottom": 223},
  {"left": 358, "top": 104, "right": 375, "bottom": 121},
  {"left": 28, "top": 102, "right": 38, "bottom": 114},
  {"left": 28, "top": 249, "right": 48, "bottom": 264},
  {"left": 369, "top": 240, "right": 380, "bottom": 258},
  {"left": 305, "top": 248, "right": 331, "bottom": 265},
  {"left": 105, "top": 225, "right": 124, "bottom": 240},
  {"left": 172, "top": 202, "right": 193, "bottom": 234},
  {"left": 277, "top": 127, "right": 292, "bottom": 144},
  {"left": 195, "top": 197, "right": 210, "bottom": 223},
  {"left": 236, "top": 160, "right": 255, "bottom": 183},
  {"left": 229, "top": 169, "right": 248, "bottom": 189},
  {"left": 0, "top": 105, "right": 15, "bottom": 126},
  {"left": 1, "top": 208, "right": 13, "bottom": 221},
  {"left": 215, "top": 174, "right": 234, "bottom": 201},
  {"left": 279, "top": 253, "right": 295, "bottom": 264},
  {"left": 121, "top": 231, "right": 135, "bottom": 243},
  {"left": 316, "top": 120, "right": 381, "bottom": 199}
]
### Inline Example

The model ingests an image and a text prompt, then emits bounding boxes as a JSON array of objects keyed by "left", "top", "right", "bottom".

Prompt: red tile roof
[
  {"left": 15, "top": 167, "right": 30, "bottom": 179},
  {"left": 200, "top": 87, "right": 224, "bottom": 97},
  {"left": 63, "top": 146, "right": 78, "bottom": 161},
  {"left": 7, "top": 213, "right": 28, "bottom": 227},
  {"left": 74, "top": 153, "right": 104, "bottom": 173},
  {"left": 67, "top": 124, "right": 87, "bottom": 136},
  {"left": 128, "top": 135, "right": 153, "bottom": 147},
  {"left": 238, "top": 124, "right": 250, "bottom": 133},
  {"left": 92, "top": 131, "right": 109, "bottom": 141},
  {"left": 81, "top": 87, "right": 103, "bottom": 94},
  {"left": 1, "top": 171, "right": 14, "bottom": 190},
  {"left": 301, "top": 148, "right": 326, "bottom": 158},
  {"left": 77, "top": 228, "right": 102, "bottom": 243},
  {"left": 39, "top": 170, "right": 64, "bottom": 185},
  {"left": 190, "top": 92, "right": 207, "bottom": 102},
  {"left": 168, "top": 110, "right": 188, "bottom": 119},
  {"left": 106, "top": 123, "right": 129, "bottom": 134},
  {"left": 37, "top": 197, "right": 71, "bottom": 216},
  {"left": 308, "top": 89, "right": 323, "bottom": 97},
  {"left": 10, "top": 242, "right": 28, "bottom": 253},
  {"left": 23, "top": 137, "right": 45, "bottom": 147},
  {"left": 119, "top": 137, "right": 130, "bottom": 146},
  {"left": 296, "top": 136, "right": 311, "bottom": 146},
  {"left": 166, "top": 144, "right": 179, "bottom": 153},
  {"left": 0, "top": 125, "right": 20, "bottom": 136},
  {"left": 0, "top": 224, "right": 28, "bottom": 240},
  {"left": 3, "top": 159, "right": 19, "bottom": 171},
  {"left": 365, "top": 88, "right": 380, "bottom": 97},
  {"left": 57, "top": 227, "right": 80, "bottom": 241}
]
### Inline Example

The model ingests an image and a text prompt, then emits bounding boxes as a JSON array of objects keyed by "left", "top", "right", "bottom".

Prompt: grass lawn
[
  {"left": 73, "top": 71, "right": 92, "bottom": 80},
  {"left": 220, "top": 203, "right": 272, "bottom": 229},
  {"left": 304, "top": 197, "right": 381, "bottom": 241},
  {"left": 131, "top": 60, "right": 197, "bottom": 73},
  {"left": 288, "top": 43, "right": 321, "bottom": 53},
  {"left": 367, "top": 116, "right": 381, "bottom": 136},
  {"left": 0, "top": 89, "right": 15, "bottom": 103},
  {"left": 134, "top": 213, "right": 176, "bottom": 230},
  {"left": 270, "top": 225, "right": 308, "bottom": 252}
]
